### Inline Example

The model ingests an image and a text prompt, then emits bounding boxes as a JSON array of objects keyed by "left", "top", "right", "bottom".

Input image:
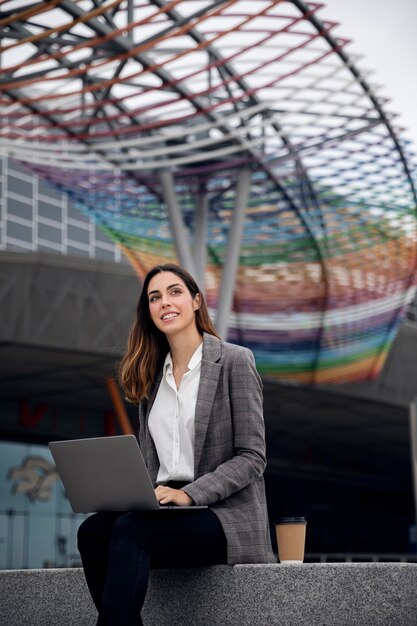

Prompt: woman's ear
[{"left": 193, "top": 293, "right": 201, "bottom": 311}]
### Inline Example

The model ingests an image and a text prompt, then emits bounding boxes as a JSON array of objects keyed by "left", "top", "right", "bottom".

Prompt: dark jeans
[{"left": 77, "top": 508, "right": 227, "bottom": 626}]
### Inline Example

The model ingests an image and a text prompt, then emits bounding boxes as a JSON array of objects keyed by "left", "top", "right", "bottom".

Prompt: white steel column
[
  {"left": 0, "top": 154, "right": 6, "bottom": 250},
  {"left": 159, "top": 170, "right": 196, "bottom": 276},
  {"left": 193, "top": 187, "right": 208, "bottom": 292},
  {"left": 410, "top": 400, "right": 417, "bottom": 532},
  {"left": 215, "top": 167, "right": 251, "bottom": 338}
]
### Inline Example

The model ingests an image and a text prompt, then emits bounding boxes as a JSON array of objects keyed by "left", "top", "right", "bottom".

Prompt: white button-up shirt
[{"left": 148, "top": 342, "right": 202, "bottom": 484}]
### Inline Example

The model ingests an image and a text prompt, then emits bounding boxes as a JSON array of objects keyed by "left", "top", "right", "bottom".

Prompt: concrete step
[{"left": 1, "top": 563, "right": 417, "bottom": 625}]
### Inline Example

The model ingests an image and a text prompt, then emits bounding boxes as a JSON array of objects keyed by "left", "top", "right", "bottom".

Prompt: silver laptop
[{"left": 49, "top": 435, "right": 207, "bottom": 513}]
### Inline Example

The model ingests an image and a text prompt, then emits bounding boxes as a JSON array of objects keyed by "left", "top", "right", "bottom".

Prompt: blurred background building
[
  {"left": 1, "top": 0, "right": 417, "bottom": 567},
  {"left": 0, "top": 155, "right": 135, "bottom": 568}
]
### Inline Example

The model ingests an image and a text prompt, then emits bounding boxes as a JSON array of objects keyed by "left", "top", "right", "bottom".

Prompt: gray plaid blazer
[{"left": 138, "top": 332, "right": 275, "bottom": 564}]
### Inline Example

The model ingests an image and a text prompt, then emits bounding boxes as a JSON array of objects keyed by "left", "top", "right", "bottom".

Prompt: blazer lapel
[{"left": 194, "top": 333, "right": 222, "bottom": 476}]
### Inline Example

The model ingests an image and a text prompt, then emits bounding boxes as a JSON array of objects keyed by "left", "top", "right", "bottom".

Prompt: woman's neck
[{"left": 168, "top": 328, "right": 203, "bottom": 371}]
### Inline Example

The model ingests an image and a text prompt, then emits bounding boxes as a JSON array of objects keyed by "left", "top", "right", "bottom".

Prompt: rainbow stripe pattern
[{"left": 1, "top": 0, "right": 416, "bottom": 383}]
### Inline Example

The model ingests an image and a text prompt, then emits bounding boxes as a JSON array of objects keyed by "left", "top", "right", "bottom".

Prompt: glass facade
[
  {"left": 0, "top": 154, "right": 122, "bottom": 263},
  {"left": 0, "top": 441, "right": 87, "bottom": 570}
]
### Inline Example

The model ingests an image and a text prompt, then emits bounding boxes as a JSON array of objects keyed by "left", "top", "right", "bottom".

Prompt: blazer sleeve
[{"left": 182, "top": 346, "right": 267, "bottom": 506}]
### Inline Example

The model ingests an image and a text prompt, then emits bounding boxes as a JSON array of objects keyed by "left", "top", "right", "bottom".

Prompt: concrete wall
[{"left": 1, "top": 564, "right": 417, "bottom": 625}]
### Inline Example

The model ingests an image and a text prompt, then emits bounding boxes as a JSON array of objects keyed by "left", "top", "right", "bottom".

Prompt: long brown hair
[{"left": 119, "top": 264, "right": 219, "bottom": 403}]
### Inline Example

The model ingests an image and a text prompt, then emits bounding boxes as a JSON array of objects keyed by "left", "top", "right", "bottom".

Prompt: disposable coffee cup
[{"left": 275, "top": 516, "right": 307, "bottom": 564}]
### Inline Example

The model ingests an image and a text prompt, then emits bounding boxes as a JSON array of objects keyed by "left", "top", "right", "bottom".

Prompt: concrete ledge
[{"left": 1, "top": 563, "right": 417, "bottom": 625}]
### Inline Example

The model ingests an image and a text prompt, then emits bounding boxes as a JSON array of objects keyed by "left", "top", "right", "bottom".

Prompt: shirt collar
[
  {"left": 164, "top": 341, "right": 203, "bottom": 375},
  {"left": 188, "top": 341, "right": 203, "bottom": 370}
]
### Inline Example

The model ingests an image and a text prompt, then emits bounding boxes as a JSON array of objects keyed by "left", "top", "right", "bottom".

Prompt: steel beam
[
  {"left": 193, "top": 188, "right": 208, "bottom": 292},
  {"left": 215, "top": 167, "right": 251, "bottom": 339},
  {"left": 158, "top": 170, "right": 196, "bottom": 276}
]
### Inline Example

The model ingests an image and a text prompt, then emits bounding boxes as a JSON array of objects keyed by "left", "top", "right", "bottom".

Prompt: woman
[{"left": 78, "top": 263, "right": 274, "bottom": 625}]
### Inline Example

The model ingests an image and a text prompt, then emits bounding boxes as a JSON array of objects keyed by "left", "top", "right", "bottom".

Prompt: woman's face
[{"left": 147, "top": 271, "right": 200, "bottom": 336}]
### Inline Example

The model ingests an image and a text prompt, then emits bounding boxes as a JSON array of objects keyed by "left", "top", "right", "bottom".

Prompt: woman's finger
[{"left": 155, "top": 486, "right": 177, "bottom": 503}]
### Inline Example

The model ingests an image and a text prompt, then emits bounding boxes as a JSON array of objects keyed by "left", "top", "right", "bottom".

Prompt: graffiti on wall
[{"left": 8, "top": 456, "right": 59, "bottom": 501}]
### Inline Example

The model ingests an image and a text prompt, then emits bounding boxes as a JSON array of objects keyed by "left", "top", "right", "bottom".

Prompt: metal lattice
[{"left": 1, "top": 0, "right": 417, "bottom": 383}]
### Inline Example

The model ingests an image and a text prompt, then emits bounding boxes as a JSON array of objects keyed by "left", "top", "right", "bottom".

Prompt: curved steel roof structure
[{"left": 1, "top": 0, "right": 417, "bottom": 384}]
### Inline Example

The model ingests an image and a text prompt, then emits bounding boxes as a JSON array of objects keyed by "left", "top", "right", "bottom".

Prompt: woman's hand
[{"left": 154, "top": 486, "right": 193, "bottom": 506}]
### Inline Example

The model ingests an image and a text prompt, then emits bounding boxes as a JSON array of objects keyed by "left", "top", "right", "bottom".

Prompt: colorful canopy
[{"left": 1, "top": 0, "right": 416, "bottom": 383}]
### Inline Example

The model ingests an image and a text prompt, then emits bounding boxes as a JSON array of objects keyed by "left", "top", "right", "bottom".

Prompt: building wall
[
  {"left": 0, "top": 155, "right": 122, "bottom": 262},
  {"left": 0, "top": 440, "right": 87, "bottom": 569}
]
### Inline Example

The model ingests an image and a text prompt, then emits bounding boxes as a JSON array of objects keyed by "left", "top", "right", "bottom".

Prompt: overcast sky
[{"left": 318, "top": 0, "right": 417, "bottom": 151}]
